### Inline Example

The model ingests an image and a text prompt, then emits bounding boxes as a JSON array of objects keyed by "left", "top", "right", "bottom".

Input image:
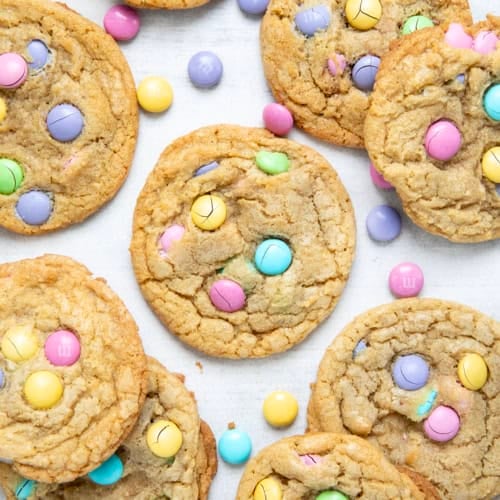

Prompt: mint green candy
[
  {"left": 401, "top": 15, "right": 434, "bottom": 35},
  {"left": 0, "top": 158, "right": 24, "bottom": 195},
  {"left": 255, "top": 151, "right": 290, "bottom": 175},
  {"left": 316, "top": 491, "right": 349, "bottom": 500}
]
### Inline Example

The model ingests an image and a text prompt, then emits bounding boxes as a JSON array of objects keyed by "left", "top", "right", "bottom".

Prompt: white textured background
[{"left": 1, "top": 1, "right": 499, "bottom": 498}]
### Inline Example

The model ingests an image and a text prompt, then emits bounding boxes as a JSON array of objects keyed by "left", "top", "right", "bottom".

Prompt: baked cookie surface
[
  {"left": 125, "top": 0, "right": 210, "bottom": 9},
  {"left": 131, "top": 125, "right": 355, "bottom": 358},
  {"left": 236, "top": 433, "right": 431, "bottom": 499},
  {"left": 0, "top": 255, "right": 147, "bottom": 484},
  {"left": 308, "top": 298, "right": 500, "bottom": 499},
  {"left": 260, "top": 0, "right": 471, "bottom": 147},
  {"left": 0, "top": 0, "right": 138, "bottom": 234},
  {"left": 0, "top": 357, "right": 217, "bottom": 499},
  {"left": 365, "top": 18, "right": 500, "bottom": 242}
]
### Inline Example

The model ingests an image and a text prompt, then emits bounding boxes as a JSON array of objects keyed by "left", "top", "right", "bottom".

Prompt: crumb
[
  {"left": 195, "top": 361, "right": 203, "bottom": 373},
  {"left": 228, "top": 422, "right": 235, "bottom": 430}
]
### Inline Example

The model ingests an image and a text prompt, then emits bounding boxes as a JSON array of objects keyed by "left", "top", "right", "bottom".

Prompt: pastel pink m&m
[
  {"left": 160, "top": 224, "right": 185, "bottom": 253},
  {"left": 263, "top": 103, "right": 293, "bottom": 136},
  {"left": 424, "top": 120, "right": 461, "bottom": 161},
  {"left": 473, "top": 31, "right": 498, "bottom": 55},
  {"left": 300, "top": 454, "right": 322, "bottom": 466},
  {"left": 369, "top": 163, "right": 393, "bottom": 189},
  {"left": 104, "top": 5, "right": 140, "bottom": 41},
  {"left": 389, "top": 262, "right": 424, "bottom": 298},
  {"left": 0, "top": 53, "right": 28, "bottom": 89},
  {"left": 209, "top": 279, "right": 246, "bottom": 312},
  {"left": 44, "top": 329, "right": 81, "bottom": 366},
  {"left": 423, "top": 405, "right": 460, "bottom": 442},
  {"left": 445, "top": 23, "right": 473, "bottom": 49}
]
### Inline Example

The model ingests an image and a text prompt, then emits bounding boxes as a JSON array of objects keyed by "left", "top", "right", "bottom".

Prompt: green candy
[
  {"left": 316, "top": 491, "right": 349, "bottom": 500},
  {"left": 401, "top": 15, "right": 434, "bottom": 35},
  {"left": 0, "top": 158, "right": 24, "bottom": 195},
  {"left": 255, "top": 151, "right": 290, "bottom": 175},
  {"left": 15, "top": 479, "right": 37, "bottom": 500}
]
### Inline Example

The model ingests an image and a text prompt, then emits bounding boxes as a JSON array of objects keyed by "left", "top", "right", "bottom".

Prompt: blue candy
[
  {"left": 254, "top": 239, "right": 292, "bottom": 276},
  {"left": 194, "top": 161, "right": 219, "bottom": 177},
  {"left": 218, "top": 428, "right": 252, "bottom": 464},
  {"left": 88, "top": 454, "right": 123, "bottom": 486},
  {"left": 295, "top": 5, "right": 330, "bottom": 37},
  {"left": 417, "top": 389, "right": 438, "bottom": 416},
  {"left": 15, "top": 479, "right": 36, "bottom": 500},
  {"left": 237, "top": 0, "right": 269, "bottom": 15},
  {"left": 483, "top": 83, "right": 500, "bottom": 121},
  {"left": 366, "top": 205, "right": 401, "bottom": 242}
]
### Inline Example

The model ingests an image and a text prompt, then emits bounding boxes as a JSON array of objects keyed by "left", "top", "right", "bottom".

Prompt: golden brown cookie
[
  {"left": 0, "top": 255, "right": 147, "bottom": 484},
  {"left": 130, "top": 124, "right": 355, "bottom": 358},
  {"left": 0, "top": 357, "right": 217, "bottom": 499},
  {"left": 125, "top": 0, "right": 210, "bottom": 9},
  {"left": 365, "top": 18, "right": 500, "bottom": 242},
  {"left": 308, "top": 298, "right": 500, "bottom": 499},
  {"left": 236, "top": 433, "right": 428, "bottom": 499},
  {"left": 0, "top": 0, "right": 138, "bottom": 234},
  {"left": 260, "top": 0, "right": 472, "bottom": 147}
]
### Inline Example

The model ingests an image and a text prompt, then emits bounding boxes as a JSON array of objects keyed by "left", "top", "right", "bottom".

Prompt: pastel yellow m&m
[
  {"left": 191, "top": 194, "right": 227, "bottom": 230},
  {"left": 263, "top": 391, "right": 298, "bottom": 427},
  {"left": 345, "top": 0, "right": 382, "bottom": 31},
  {"left": 458, "top": 353, "right": 488, "bottom": 391},
  {"left": 146, "top": 419, "right": 183, "bottom": 458},
  {"left": 137, "top": 76, "right": 173, "bottom": 113},
  {"left": 1, "top": 325, "right": 39, "bottom": 362},
  {"left": 254, "top": 477, "right": 283, "bottom": 500},
  {"left": 481, "top": 147, "right": 500, "bottom": 183},
  {"left": 24, "top": 371, "right": 63, "bottom": 409},
  {"left": 0, "top": 97, "right": 6, "bottom": 123}
]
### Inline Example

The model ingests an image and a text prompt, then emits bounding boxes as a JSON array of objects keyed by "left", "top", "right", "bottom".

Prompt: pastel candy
[
  {"left": 238, "top": 0, "right": 270, "bottom": 15},
  {"left": 46, "top": 104, "right": 84, "bottom": 142},
  {"left": 15, "top": 479, "right": 37, "bottom": 500},
  {"left": 445, "top": 24, "right": 473, "bottom": 49},
  {"left": 88, "top": 454, "right": 124, "bottom": 485},
  {"left": 352, "top": 55, "right": 380, "bottom": 91},
  {"left": 160, "top": 224, "right": 185, "bottom": 252},
  {"left": 295, "top": 6, "right": 330, "bottom": 37},
  {"left": 327, "top": 54, "right": 346, "bottom": 76},
  {"left": 457, "top": 353, "right": 488, "bottom": 390},
  {"left": 345, "top": 0, "right": 382, "bottom": 31},
  {"left": 0, "top": 97, "right": 6, "bottom": 122},
  {"left": 209, "top": 279, "right": 246, "bottom": 312},
  {"left": 262, "top": 103, "right": 294, "bottom": 136},
  {"left": 24, "top": 371, "right": 63, "bottom": 409},
  {"left": 299, "top": 454, "right": 322, "bottom": 465},
  {"left": 369, "top": 163, "right": 393, "bottom": 189},
  {"left": 0, "top": 53, "right": 28, "bottom": 89},
  {"left": 1, "top": 325, "right": 39, "bottom": 362},
  {"left": 263, "top": 391, "right": 298, "bottom": 427},
  {"left": 27, "top": 40, "right": 49, "bottom": 70},
  {"left": 253, "top": 477, "right": 282, "bottom": 500},
  {"left": 218, "top": 428, "right": 252, "bottom": 464},
  {"left": 473, "top": 31, "right": 498, "bottom": 55},
  {"left": 423, "top": 405, "right": 460, "bottom": 442},
  {"left": 401, "top": 15, "right": 434, "bottom": 35},
  {"left": 483, "top": 84, "right": 500, "bottom": 121},
  {"left": 103, "top": 5, "right": 140, "bottom": 41},
  {"left": 44, "top": 329, "right": 81, "bottom": 366},
  {"left": 256, "top": 151, "right": 290, "bottom": 174},
  {"left": 146, "top": 420, "right": 183, "bottom": 458},
  {"left": 389, "top": 262, "right": 424, "bottom": 298},
  {"left": 366, "top": 205, "right": 401, "bottom": 242},
  {"left": 482, "top": 147, "right": 500, "bottom": 183},
  {"left": 352, "top": 339, "right": 367, "bottom": 358},
  {"left": 254, "top": 239, "right": 292, "bottom": 275},
  {"left": 424, "top": 120, "right": 461, "bottom": 161},
  {"left": 191, "top": 194, "right": 227, "bottom": 230},
  {"left": 16, "top": 190, "right": 53, "bottom": 225},
  {"left": 0, "top": 158, "right": 24, "bottom": 195},
  {"left": 0, "top": 368, "right": 4, "bottom": 389},
  {"left": 188, "top": 51, "right": 223, "bottom": 88},
  {"left": 316, "top": 491, "right": 349, "bottom": 500},
  {"left": 417, "top": 389, "right": 438, "bottom": 417},
  {"left": 392, "top": 354, "right": 429, "bottom": 390},
  {"left": 194, "top": 161, "right": 219, "bottom": 177}
]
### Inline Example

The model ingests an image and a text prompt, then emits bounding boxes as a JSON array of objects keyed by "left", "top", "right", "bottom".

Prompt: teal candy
[
  {"left": 88, "top": 454, "right": 123, "bottom": 486},
  {"left": 254, "top": 239, "right": 292, "bottom": 276},
  {"left": 217, "top": 428, "right": 252, "bottom": 464},
  {"left": 316, "top": 491, "right": 349, "bottom": 500},
  {"left": 417, "top": 389, "right": 438, "bottom": 416},
  {"left": 255, "top": 151, "right": 290, "bottom": 175},
  {"left": 15, "top": 479, "right": 36, "bottom": 499},
  {"left": 401, "top": 15, "right": 434, "bottom": 35},
  {"left": 483, "top": 83, "right": 500, "bottom": 121}
]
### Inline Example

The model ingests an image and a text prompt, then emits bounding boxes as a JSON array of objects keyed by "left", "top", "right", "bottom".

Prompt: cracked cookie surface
[
  {"left": 130, "top": 125, "right": 355, "bottom": 358},
  {"left": 308, "top": 298, "right": 500, "bottom": 499},
  {"left": 0, "top": 0, "right": 138, "bottom": 234},
  {"left": 365, "top": 18, "right": 500, "bottom": 242},
  {"left": 0, "top": 255, "right": 147, "bottom": 483},
  {"left": 0, "top": 357, "right": 217, "bottom": 499},
  {"left": 260, "top": 0, "right": 471, "bottom": 147}
]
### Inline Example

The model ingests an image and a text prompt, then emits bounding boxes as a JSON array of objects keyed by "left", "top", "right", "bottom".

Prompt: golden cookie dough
[
  {"left": 0, "top": 357, "right": 217, "bottom": 499},
  {"left": 308, "top": 298, "right": 500, "bottom": 499},
  {"left": 126, "top": 0, "right": 210, "bottom": 9},
  {"left": 0, "top": 255, "right": 147, "bottom": 484},
  {"left": 130, "top": 125, "right": 355, "bottom": 358},
  {"left": 365, "top": 18, "right": 500, "bottom": 242},
  {"left": 261, "top": 0, "right": 471, "bottom": 147},
  {"left": 0, "top": 0, "right": 138, "bottom": 234}
]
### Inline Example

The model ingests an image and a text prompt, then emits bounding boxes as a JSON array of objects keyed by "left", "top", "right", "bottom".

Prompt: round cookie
[
  {"left": 0, "top": 357, "right": 217, "bottom": 499},
  {"left": 236, "top": 433, "right": 436, "bottom": 499},
  {"left": 260, "top": 0, "right": 472, "bottom": 147},
  {"left": 365, "top": 18, "right": 500, "bottom": 242},
  {"left": 130, "top": 125, "right": 355, "bottom": 358},
  {"left": 308, "top": 298, "right": 500, "bottom": 499},
  {"left": 0, "top": 255, "right": 147, "bottom": 483},
  {"left": 0, "top": 0, "right": 138, "bottom": 234},
  {"left": 125, "top": 0, "right": 210, "bottom": 9}
]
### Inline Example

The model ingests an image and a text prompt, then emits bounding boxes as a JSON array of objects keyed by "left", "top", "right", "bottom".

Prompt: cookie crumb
[
  {"left": 195, "top": 361, "right": 203, "bottom": 372},
  {"left": 228, "top": 422, "right": 236, "bottom": 430}
]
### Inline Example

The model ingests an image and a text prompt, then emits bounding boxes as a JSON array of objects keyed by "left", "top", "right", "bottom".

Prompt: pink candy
[
  {"left": 263, "top": 103, "right": 294, "bottom": 136},
  {"left": 160, "top": 224, "right": 185, "bottom": 253},
  {"left": 445, "top": 24, "right": 473, "bottom": 49},
  {"left": 389, "top": 262, "right": 424, "bottom": 298},
  {"left": 0, "top": 53, "right": 28, "bottom": 89},
  {"left": 423, "top": 405, "right": 460, "bottom": 442},
  {"left": 327, "top": 53, "right": 346, "bottom": 76},
  {"left": 369, "top": 163, "right": 393, "bottom": 189},
  {"left": 424, "top": 120, "right": 461, "bottom": 161},
  {"left": 44, "top": 329, "right": 81, "bottom": 366},
  {"left": 473, "top": 31, "right": 498, "bottom": 55},
  {"left": 299, "top": 454, "right": 322, "bottom": 466},
  {"left": 104, "top": 5, "right": 140, "bottom": 41},
  {"left": 209, "top": 279, "right": 246, "bottom": 313}
]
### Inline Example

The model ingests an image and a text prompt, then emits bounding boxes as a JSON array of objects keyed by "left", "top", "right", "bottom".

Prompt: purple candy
[
  {"left": 456, "top": 73, "right": 465, "bottom": 84},
  {"left": 352, "top": 339, "right": 367, "bottom": 358},
  {"left": 27, "top": 40, "right": 49, "bottom": 70},
  {"left": 194, "top": 161, "right": 219, "bottom": 177},
  {"left": 16, "top": 190, "right": 52, "bottom": 225},
  {"left": 392, "top": 354, "right": 429, "bottom": 391},
  {"left": 352, "top": 55, "right": 380, "bottom": 91},
  {"left": 188, "top": 52, "right": 223, "bottom": 89},
  {"left": 237, "top": 0, "right": 269, "bottom": 15},
  {"left": 295, "top": 5, "right": 330, "bottom": 37},
  {"left": 496, "top": 184, "right": 500, "bottom": 196},
  {"left": 0, "top": 369, "right": 4, "bottom": 389},
  {"left": 46, "top": 104, "right": 84, "bottom": 142},
  {"left": 366, "top": 205, "right": 401, "bottom": 242}
]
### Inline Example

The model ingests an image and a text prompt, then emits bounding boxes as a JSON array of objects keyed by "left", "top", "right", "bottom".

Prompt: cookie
[
  {"left": 0, "top": 357, "right": 217, "bottom": 499},
  {"left": 125, "top": 0, "right": 210, "bottom": 9},
  {"left": 365, "top": 18, "right": 500, "bottom": 242},
  {"left": 0, "top": 0, "right": 138, "bottom": 234},
  {"left": 130, "top": 124, "right": 355, "bottom": 358},
  {"left": 0, "top": 255, "right": 147, "bottom": 484},
  {"left": 260, "top": 0, "right": 472, "bottom": 147},
  {"left": 308, "top": 298, "right": 500, "bottom": 499},
  {"left": 236, "top": 432, "right": 435, "bottom": 499}
]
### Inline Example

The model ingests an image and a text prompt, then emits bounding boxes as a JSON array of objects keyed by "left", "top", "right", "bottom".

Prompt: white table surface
[{"left": 1, "top": 1, "right": 499, "bottom": 498}]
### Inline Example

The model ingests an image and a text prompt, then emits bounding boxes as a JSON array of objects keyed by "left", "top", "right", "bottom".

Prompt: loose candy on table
[
  {"left": 457, "top": 353, "right": 488, "bottom": 391},
  {"left": 483, "top": 84, "right": 500, "bottom": 121},
  {"left": 44, "top": 329, "right": 81, "bottom": 366},
  {"left": 424, "top": 120, "right": 461, "bottom": 161},
  {"left": 262, "top": 103, "right": 294, "bottom": 136},
  {"left": 445, "top": 23, "right": 473, "bottom": 49},
  {"left": 0, "top": 158, "right": 24, "bottom": 195},
  {"left": 24, "top": 370, "right": 63, "bottom": 409},
  {"left": 316, "top": 491, "right": 349, "bottom": 500},
  {"left": 188, "top": 51, "right": 223, "bottom": 88},
  {"left": 423, "top": 405, "right": 460, "bottom": 442},
  {"left": 191, "top": 194, "right": 227, "bottom": 230},
  {"left": 366, "top": 205, "right": 401, "bottom": 242},
  {"left": 146, "top": 420, "right": 183, "bottom": 458},
  {"left": 15, "top": 479, "right": 37, "bottom": 500},
  {"left": 103, "top": 5, "right": 140, "bottom": 41},
  {"left": 262, "top": 391, "right": 298, "bottom": 427},
  {"left": 16, "top": 191, "right": 52, "bottom": 225},
  {"left": 1, "top": 325, "right": 39, "bottom": 362},
  {"left": 392, "top": 354, "right": 429, "bottom": 391},
  {"left": 352, "top": 55, "right": 380, "bottom": 91},
  {"left": 160, "top": 224, "right": 185, "bottom": 253},
  {"left": 218, "top": 428, "right": 252, "bottom": 464},
  {"left": 27, "top": 40, "right": 49, "bottom": 70},
  {"left": 327, "top": 54, "right": 347, "bottom": 77},
  {"left": 238, "top": 0, "right": 270, "bottom": 15},
  {"left": 0, "top": 53, "right": 28, "bottom": 89},
  {"left": 0, "top": 97, "right": 6, "bottom": 122},
  {"left": 46, "top": 104, "right": 84, "bottom": 142},
  {"left": 473, "top": 31, "right": 498, "bottom": 55},
  {"left": 388, "top": 262, "right": 424, "bottom": 298},
  {"left": 194, "top": 161, "right": 219, "bottom": 177},
  {"left": 254, "top": 239, "right": 292, "bottom": 276},
  {"left": 481, "top": 147, "right": 500, "bottom": 183},
  {"left": 295, "top": 6, "right": 331, "bottom": 37},
  {"left": 209, "top": 279, "right": 246, "bottom": 312},
  {"left": 345, "top": 0, "right": 382, "bottom": 31},
  {"left": 401, "top": 15, "right": 434, "bottom": 35},
  {"left": 253, "top": 477, "right": 282, "bottom": 500},
  {"left": 137, "top": 76, "right": 173, "bottom": 113},
  {"left": 255, "top": 151, "right": 290, "bottom": 174},
  {"left": 88, "top": 454, "right": 124, "bottom": 485},
  {"left": 369, "top": 163, "right": 393, "bottom": 189}
]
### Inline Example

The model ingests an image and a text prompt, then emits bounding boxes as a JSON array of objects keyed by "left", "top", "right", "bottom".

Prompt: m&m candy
[
  {"left": 423, "top": 405, "right": 460, "bottom": 442},
  {"left": 137, "top": 76, "right": 173, "bottom": 113},
  {"left": 0, "top": 97, "right": 7, "bottom": 122},
  {"left": 1, "top": 325, "right": 39, "bottom": 362},
  {"left": 44, "top": 329, "right": 81, "bottom": 366},
  {"left": 424, "top": 120, "right": 461, "bottom": 161},
  {"left": 46, "top": 104, "right": 84, "bottom": 142},
  {"left": 345, "top": 0, "right": 382, "bottom": 31},
  {"left": 457, "top": 353, "right": 488, "bottom": 391},
  {"left": 146, "top": 420, "right": 183, "bottom": 458},
  {"left": 401, "top": 15, "right": 434, "bottom": 35},
  {"left": 392, "top": 354, "right": 429, "bottom": 391},
  {"left": 262, "top": 391, "right": 298, "bottom": 427},
  {"left": 483, "top": 84, "right": 500, "bottom": 121},
  {"left": 0, "top": 158, "right": 23, "bottom": 195},
  {"left": 24, "top": 371, "right": 63, "bottom": 409},
  {"left": 255, "top": 151, "right": 290, "bottom": 175},
  {"left": 191, "top": 194, "right": 227, "bottom": 230},
  {"left": 352, "top": 55, "right": 380, "bottom": 91},
  {"left": 254, "top": 477, "right": 282, "bottom": 500},
  {"left": 295, "top": 6, "right": 331, "bottom": 37},
  {"left": 88, "top": 454, "right": 124, "bottom": 485},
  {"left": 389, "top": 262, "right": 424, "bottom": 298},
  {"left": 160, "top": 224, "right": 185, "bottom": 253},
  {"left": 481, "top": 147, "right": 500, "bottom": 183},
  {"left": 316, "top": 491, "right": 349, "bottom": 500},
  {"left": 0, "top": 53, "right": 28, "bottom": 89},
  {"left": 209, "top": 279, "right": 246, "bottom": 313},
  {"left": 16, "top": 190, "right": 53, "bottom": 226},
  {"left": 254, "top": 239, "right": 292, "bottom": 276},
  {"left": 27, "top": 40, "right": 50, "bottom": 70},
  {"left": 366, "top": 205, "right": 401, "bottom": 242},
  {"left": 103, "top": 5, "right": 140, "bottom": 41},
  {"left": 188, "top": 51, "right": 223, "bottom": 88},
  {"left": 218, "top": 428, "right": 252, "bottom": 464},
  {"left": 263, "top": 103, "right": 294, "bottom": 136}
]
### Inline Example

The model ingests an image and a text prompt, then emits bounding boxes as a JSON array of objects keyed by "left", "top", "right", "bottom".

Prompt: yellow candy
[
  {"left": 457, "top": 353, "right": 488, "bottom": 391},
  {"left": 254, "top": 477, "right": 283, "bottom": 500},
  {"left": 1, "top": 325, "right": 39, "bottom": 363},
  {"left": 263, "top": 391, "right": 298, "bottom": 427},
  {"left": 345, "top": 0, "right": 382, "bottom": 31},
  {"left": 481, "top": 146, "right": 500, "bottom": 183},
  {"left": 0, "top": 98, "right": 6, "bottom": 123},
  {"left": 146, "top": 420, "right": 183, "bottom": 458},
  {"left": 24, "top": 371, "right": 63, "bottom": 409},
  {"left": 137, "top": 76, "right": 173, "bottom": 113},
  {"left": 191, "top": 194, "right": 227, "bottom": 230}
]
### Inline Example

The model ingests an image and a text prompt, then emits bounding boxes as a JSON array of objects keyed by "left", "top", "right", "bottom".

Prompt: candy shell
[
  {"left": 160, "top": 224, "right": 185, "bottom": 252},
  {"left": 24, "top": 371, "right": 63, "bottom": 409},
  {"left": 146, "top": 420, "right": 183, "bottom": 458},
  {"left": 473, "top": 31, "right": 498, "bottom": 55},
  {"left": 194, "top": 161, "right": 219, "bottom": 177},
  {"left": 483, "top": 84, "right": 500, "bottom": 121},
  {"left": 188, "top": 51, "right": 223, "bottom": 89},
  {"left": 481, "top": 147, "right": 500, "bottom": 183},
  {"left": 457, "top": 353, "right": 488, "bottom": 391},
  {"left": 209, "top": 279, "right": 246, "bottom": 312},
  {"left": 263, "top": 391, "right": 298, "bottom": 427},
  {"left": 191, "top": 194, "right": 227, "bottom": 230},
  {"left": 295, "top": 6, "right": 330, "bottom": 37},
  {"left": 345, "top": 0, "right": 382, "bottom": 31},
  {"left": 15, "top": 479, "right": 37, "bottom": 500},
  {"left": 369, "top": 163, "right": 393, "bottom": 189},
  {"left": 255, "top": 151, "right": 290, "bottom": 174},
  {"left": 238, "top": 0, "right": 270, "bottom": 15},
  {"left": 0, "top": 53, "right": 28, "bottom": 89},
  {"left": 16, "top": 190, "right": 53, "bottom": 225},
  {"left": 0, "top": 158, "right": 23, "bottom": 195},
  {"left": 299, "top": 454, "right": 322, "bottom": 465},
  {"left": 445, "top": 23, "right": 473, "bottom": 49},
  {"left": 316, "top": 491, "right": 349, "bottom": 500},
  {"left": 424, "top": 120, "right": 461, "bottom": 161},
  {"left": 1, "top": 325, "right": 39, "bottom": 362},
  {"left": 263, "top": 103, "right": 294, "bottom": 136},
  {"left": 104, "top": 5, "right": 140, "bottom": 41},
  {"left": 389, "top": 262, "right": 424, "bottom": 298},
  {"left": 401, "top": 15, "right": 434, "bottom": 35},
  {"left": 27, "top": 40, "right": 49, "bottom": 70},
  {"left": 254, "top": 239, "right": 292, "bottom": 276},
  {"left": 46, "top": 104, "right": 84, "bottom": 142},
  {"left": 423, "top": 405, "right": 460, "bottom": 442},
  {"left": 352, "top": 55, "right": 380, "bottom": 91},
  {"left": 366, "top": 205, "right": 401, "bottom": 242},
  {"left": 88, "top": 454, "right": 124, "bottom": 485},
  {"left": 137, "top": 76, "right": 173, "bottom": 113},
  {"left": 254, "top": 477, "right": 282, "bottom": 500},
  {"left": 392, "top": 354, "right": 429, "bottom": 391},
  {"left": 218, "top": 428, "right": 252, "bottom": 464},
  {"left": 44, "top": 329, "right": 81, "bottom": 367}
]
